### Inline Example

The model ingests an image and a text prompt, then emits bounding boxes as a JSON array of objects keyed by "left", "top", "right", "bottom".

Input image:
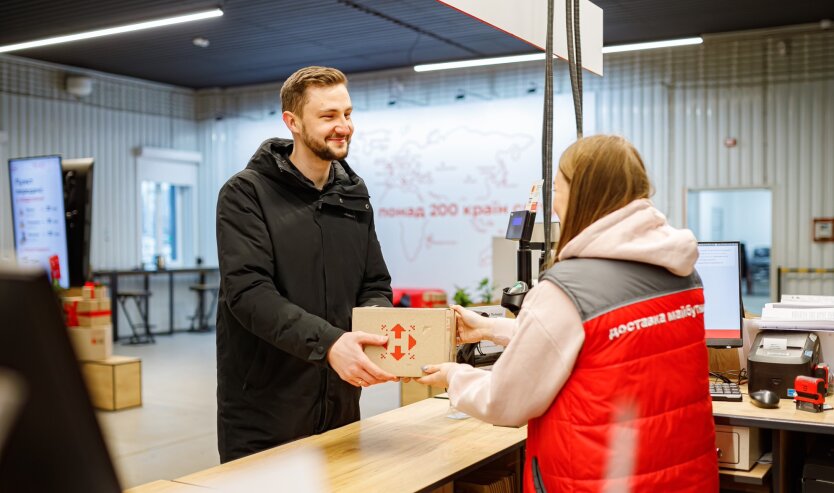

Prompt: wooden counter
[
  {"left": 129, "top": 385, "right": 834, "bottom": 492},
  {"left": 173, "top": 396, "right": 525, "bottom": 493},
  {"left": 123, "top": 480, "right": 210, "bottom": 492}
]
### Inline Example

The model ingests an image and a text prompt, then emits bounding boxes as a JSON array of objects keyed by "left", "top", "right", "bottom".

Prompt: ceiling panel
[{"left": 0, "top": 0, "right": 831, "bottom": 88}]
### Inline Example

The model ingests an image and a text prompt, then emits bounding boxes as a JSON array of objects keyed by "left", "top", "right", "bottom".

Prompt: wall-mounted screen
[{"left": 8, "top": 155, "right": 70, "bottom": 289}]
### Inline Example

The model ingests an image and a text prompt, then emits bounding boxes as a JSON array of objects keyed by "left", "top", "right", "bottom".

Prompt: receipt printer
[{"left": 748, "top": 331, "right": 821, "bottom": 398}]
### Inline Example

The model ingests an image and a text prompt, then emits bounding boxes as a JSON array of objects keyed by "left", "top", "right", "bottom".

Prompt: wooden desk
[
  {"left": 94, "top": 267, "right": 218, "bottom": 341},
  {"left": 712, "top": 386, "right": 834, "bottom": 492},
  {"left": 123, "top": 480, "right": 210, "bottom": 492},
  {"left": 174, "top": 396, "right": 526, "bottom": 493},
  {"left": 712, "top": 389, "right": 834, "bottom": 434}
]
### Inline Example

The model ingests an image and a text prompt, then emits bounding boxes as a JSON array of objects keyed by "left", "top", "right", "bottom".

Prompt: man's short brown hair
[{"left": 280, "top": 66, "right": 348, "bottom": 116}]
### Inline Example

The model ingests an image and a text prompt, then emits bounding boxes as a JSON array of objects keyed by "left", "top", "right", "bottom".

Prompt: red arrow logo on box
[
  {"left": 391, "top": 346, "right": 405, "bottom": 361},
  {"left": 391, "top": 324, "right": 405, "bottom": 339},
  {"left": 408, "top": 334, "right": 417, "bottom": 351}
]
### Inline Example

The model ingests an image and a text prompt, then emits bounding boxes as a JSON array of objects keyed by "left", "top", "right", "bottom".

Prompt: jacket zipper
[{"left": 314, "top": 202, "right": 329, "bottom": 434}]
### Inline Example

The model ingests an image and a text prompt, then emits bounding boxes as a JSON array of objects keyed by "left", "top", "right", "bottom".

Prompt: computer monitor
[
  {"left": 8, "top": 155, "right": 70, "bottom": 288},
  {"left": 695, "top": 241, "right": 744, "bottom": 348},
  {"left": 0, "top": 266, "right": 121, "bottom": 492},
  {"left": 63, "top": 158, "right": 94, "bottom": 286}
]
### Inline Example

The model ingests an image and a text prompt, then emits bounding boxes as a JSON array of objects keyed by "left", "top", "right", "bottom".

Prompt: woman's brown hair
[{"left": 555, "top": 135, "right": 653, "bottom": 258}]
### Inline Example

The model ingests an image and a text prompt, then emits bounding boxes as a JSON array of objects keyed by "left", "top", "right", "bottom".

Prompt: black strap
[
  {"left": 541, "top": 0, "right": 555, "bottom": 269},
  {"left": 566, "top": 0, "right": 584, "bottom": 138},
  {"left": 532, "top": 456, "right": 548, "bottom": 493}
]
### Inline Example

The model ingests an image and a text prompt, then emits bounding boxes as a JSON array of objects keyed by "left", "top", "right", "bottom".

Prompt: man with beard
[{"left": 215, "top": 66, "right": 397, "bottom": 462}]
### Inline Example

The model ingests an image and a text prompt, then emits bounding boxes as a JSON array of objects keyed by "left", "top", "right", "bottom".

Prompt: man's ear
[{"left": 282, "top": 111, "right": 300, "bottom": 133}]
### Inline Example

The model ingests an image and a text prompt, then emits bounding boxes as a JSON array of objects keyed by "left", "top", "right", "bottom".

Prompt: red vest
[{"left": 526, "top": 259, "right": 718, "bottom": 493}]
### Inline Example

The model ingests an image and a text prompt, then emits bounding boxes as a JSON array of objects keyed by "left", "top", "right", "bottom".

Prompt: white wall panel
[
  {"left": 0, "top": 56, "right": 198, "bottom": 271},
  {"left": 770, "top": 79, "right": 834, "bottom": 297}
]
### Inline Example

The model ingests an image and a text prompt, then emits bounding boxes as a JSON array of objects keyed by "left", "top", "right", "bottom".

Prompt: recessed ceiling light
[{"left": 192, "top": 37, "right": 210, "bottom": 48}]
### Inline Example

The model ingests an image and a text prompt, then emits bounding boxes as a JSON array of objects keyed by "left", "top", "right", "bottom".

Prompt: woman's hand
[
  {"left": 416, "top": 363, "right": 458, "bottom": 388},
  {"left": 452, "top": 305, "right": 492, "bottom": 344}
]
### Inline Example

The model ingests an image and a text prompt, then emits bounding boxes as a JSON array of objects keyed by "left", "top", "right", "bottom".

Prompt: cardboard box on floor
[
  {"left": 80, "top": 356, "right": 142, "bottom": 411},
  {"left": 353, "top": 307, "right": 457, "bottom": 378}
]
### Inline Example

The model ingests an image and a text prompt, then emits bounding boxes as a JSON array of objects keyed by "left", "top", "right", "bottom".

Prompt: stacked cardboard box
[
  {"left": 61, "top": 283, "right": 113, "bottom": 361},
  {"left": 59, "top": 283, "right": 143, "bottom": 411}
]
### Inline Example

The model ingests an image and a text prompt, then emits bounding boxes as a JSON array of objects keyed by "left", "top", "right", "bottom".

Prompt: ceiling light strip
[
  {"left": 601, "top": 36, "right": 702, "bottom": 54},
  {"left": 0, "top": 9, "right": 223, "bottom": 54},
  {"left": 413, "top": 36, "right": 703, "bottom": 72}
]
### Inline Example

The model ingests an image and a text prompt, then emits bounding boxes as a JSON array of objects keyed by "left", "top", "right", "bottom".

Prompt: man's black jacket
[{"left": 215, "top": 138, "right": 392, "bottom": 462}]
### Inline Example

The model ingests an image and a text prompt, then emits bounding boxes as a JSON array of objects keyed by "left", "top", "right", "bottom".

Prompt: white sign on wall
[{"left": 350, "top": 94, "right": 595, "bottom": 295}]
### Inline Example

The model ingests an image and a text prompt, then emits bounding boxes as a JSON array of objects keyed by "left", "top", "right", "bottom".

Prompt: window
[
  {"left": 686, "top": 188, "right": 772, "bottom": 315},
  {"left": 136, "top": 148, "right": 200, "bottom": 269},
  {"left": 141, "top": 182, "right": 194, "bottom": 269}
]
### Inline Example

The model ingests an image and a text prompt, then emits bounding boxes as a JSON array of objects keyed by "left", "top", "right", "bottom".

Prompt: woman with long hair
[{"left": 418, "top": 135, "right": 718, "bottom": 492}]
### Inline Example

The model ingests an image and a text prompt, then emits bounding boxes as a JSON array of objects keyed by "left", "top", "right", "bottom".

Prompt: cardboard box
[
  {"left": 80, "top": 356, "right": 142, "bottom": 411},
  {"left": 67, "top": 325, "right": 113, "bottom": 361},
  {"left": 82, "top": 283, "right": 109, "bottom": 301},
  {"left": 63, "top": 297, "right": 112, "bottom": 327},
  {"left": 353, "top": 307, "right": 456, "bottom": 377}
]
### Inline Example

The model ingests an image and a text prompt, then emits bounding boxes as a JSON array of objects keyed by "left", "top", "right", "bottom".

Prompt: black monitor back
[
  {"left": 0, "top": 267, "right": 121, "bottom": 492},
  {"left": 62, "top": 158, "right": 94, "bottom": 287}
]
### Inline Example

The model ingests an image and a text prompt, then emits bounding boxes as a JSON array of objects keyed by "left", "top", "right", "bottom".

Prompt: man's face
[{"left": 294, "top": 84, "right": 354, "bottom": 161}]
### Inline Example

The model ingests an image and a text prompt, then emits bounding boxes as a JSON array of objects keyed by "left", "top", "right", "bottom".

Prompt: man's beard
[{"left": 302, "top": 131, "right": 350, "bottom": 161}]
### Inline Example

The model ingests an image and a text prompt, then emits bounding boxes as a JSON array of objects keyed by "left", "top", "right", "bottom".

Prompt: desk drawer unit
[{"left": 716, "top": 425, "right": 761, "bottom": 471}]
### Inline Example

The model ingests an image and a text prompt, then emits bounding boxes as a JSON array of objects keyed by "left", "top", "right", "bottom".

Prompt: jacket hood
[
  {"left": 246, "top": 138, "right": 370, "bottom": 201},
  {"left": 558, "top": 199, "right": 698, "bottom": 276}
]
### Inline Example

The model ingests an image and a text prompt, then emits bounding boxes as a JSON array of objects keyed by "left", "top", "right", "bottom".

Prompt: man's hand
[
  {"left": 416, "top": 363, "right": 458, "bottom": 388},
  {"left": 327, "top": 331, "right": 398, "bottom": 387},
  {"left": 452, "top": 305, "right": 492, "bottom": 344}
]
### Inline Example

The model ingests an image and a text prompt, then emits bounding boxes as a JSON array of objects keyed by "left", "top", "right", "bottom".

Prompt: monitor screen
[
  {"left": 0, "top": 266, "right": 121, "bottom": 492},
  {"left": 8, "top": 155, "right": 70, "bottom": 289},
  {"left": 695, "top": 241, "right": 744, "bottom": 348}
]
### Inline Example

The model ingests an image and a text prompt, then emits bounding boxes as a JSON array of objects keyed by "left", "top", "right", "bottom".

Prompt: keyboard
[{"left": 710, "top": 382, "right": 743, "bottom": 402}]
